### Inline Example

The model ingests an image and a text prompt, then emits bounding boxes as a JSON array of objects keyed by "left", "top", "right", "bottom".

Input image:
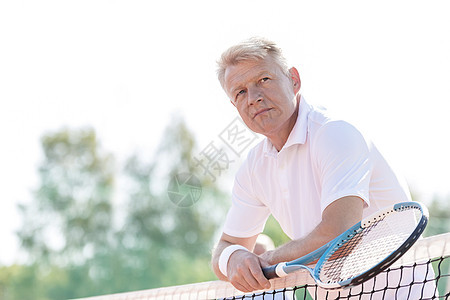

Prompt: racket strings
[{"left": 319, "top": 208, "right": 419, "bottom": 285}]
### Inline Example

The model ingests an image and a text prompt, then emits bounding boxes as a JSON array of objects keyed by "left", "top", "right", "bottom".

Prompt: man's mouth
[{"left": 253, "top": 108, "right": 272, "bottom": 119}]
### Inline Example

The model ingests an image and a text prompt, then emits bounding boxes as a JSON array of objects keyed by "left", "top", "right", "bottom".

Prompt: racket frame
[{"left": 262, "top": 201, "right": 429, "bottom": 290}]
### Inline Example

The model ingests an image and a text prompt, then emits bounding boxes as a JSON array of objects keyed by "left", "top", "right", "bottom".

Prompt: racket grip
[{"left": 262, "top": 264, "right": 279, "bottom": 279}]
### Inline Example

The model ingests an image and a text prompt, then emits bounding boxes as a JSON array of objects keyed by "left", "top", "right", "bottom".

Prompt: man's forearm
[
  {"left": 261, "top": 196, "right": 364, "bottom": 265},
  {"left": 261, "top": 223, "right": 339, "bottom": 265}
]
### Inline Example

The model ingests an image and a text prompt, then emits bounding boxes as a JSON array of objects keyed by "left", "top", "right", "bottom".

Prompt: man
[{"left": 211, "top": 37, "right": 433, "bottom": 299}]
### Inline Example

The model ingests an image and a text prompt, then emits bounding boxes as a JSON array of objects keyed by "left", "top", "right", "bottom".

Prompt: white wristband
[{"left": 218, "top": 245, "right": 248, "bottom": 277}]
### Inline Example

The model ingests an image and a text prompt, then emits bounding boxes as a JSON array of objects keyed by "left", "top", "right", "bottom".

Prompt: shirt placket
[{"left": 277, "top": 152, "right": 291, "bottom": 224}]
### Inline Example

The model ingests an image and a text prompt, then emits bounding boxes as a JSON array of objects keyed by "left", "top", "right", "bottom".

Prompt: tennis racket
[{"left": 262, "top": 201, "right": 428, "bottom": 290}]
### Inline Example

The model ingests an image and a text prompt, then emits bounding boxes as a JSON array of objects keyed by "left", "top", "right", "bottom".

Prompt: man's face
[{"left": 223, "top": 57, "right": 300, "bottom": 137}]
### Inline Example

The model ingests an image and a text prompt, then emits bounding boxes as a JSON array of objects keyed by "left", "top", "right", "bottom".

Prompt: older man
[{"left": 211, "top": 37, "right": 433, "bottom": 299}]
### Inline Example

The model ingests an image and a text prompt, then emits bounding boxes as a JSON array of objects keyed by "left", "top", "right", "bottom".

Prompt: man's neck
[{"left": 267, "top": 96, "right": 301, "bottom": 152}]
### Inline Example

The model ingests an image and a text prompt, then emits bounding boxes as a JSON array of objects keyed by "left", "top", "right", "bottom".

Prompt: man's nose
[{"left": 247, "top": 87, "right": 263, "bottom": 106}]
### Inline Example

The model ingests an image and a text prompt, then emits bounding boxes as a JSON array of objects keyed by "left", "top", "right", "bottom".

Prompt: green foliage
[
  {"left": 113, "top": 118, "right": 228, "bottom": 292},
  {"left": 0, "top": 265, "right": 38, "bottom": 300},
  {"left": 424, "top": 195, "right": 450, "bottom": 237},
  {"left": 263, "top": 215, "right": 291, "bottom": 247},
  {"left": 4, "top": 119, "right": 228, "bottom": 300},
  {"left": 17, "top": 128, "right": 115, "bottom": 266}
]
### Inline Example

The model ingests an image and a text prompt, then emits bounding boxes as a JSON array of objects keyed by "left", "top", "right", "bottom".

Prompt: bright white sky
[{"left": 1, "top": 0, "right": 449, "bottom": 264}]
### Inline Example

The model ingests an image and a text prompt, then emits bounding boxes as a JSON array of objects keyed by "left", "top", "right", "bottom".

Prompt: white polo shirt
[{"left": 223, "top": 97, "right": 412, "bottom": 240}]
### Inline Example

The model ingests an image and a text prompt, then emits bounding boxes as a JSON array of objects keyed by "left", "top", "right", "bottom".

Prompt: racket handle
[{"left": 262, "top": 264, "right": 279, "bottom": 279}]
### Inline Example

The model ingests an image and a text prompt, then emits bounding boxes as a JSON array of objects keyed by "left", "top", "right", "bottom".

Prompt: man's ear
[{"left": 289, "top": 67, "right": 301, "bottom": 94}]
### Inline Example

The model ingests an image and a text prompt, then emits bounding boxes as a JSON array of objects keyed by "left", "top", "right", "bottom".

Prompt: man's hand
[{"left": 227, "top": 249, "right": 271, "bottom": 292}]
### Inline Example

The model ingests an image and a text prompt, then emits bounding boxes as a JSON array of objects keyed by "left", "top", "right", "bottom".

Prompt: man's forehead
[{"left": 224, "top": 58, "right": 277, "bottom": 89}]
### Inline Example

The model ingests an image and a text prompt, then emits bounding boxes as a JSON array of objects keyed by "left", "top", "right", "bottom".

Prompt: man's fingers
[
  {"left": 243, "top": 266, "right": 270, "bottom": 291},
  {"left": 240, "top": 254, "right": 271, "bottom": 290},
  {"left": 230, "top": 263, "right": 263, "bottom": 292},
  {"left": 230, "top": 280, "right": 248, "bottom": 294},
  {"left": 227, "top": 250, "right": 271, "bottom": 292},
  {"left": 239, "top": 274, "right": 260, "bottom": 292},
  {"left": 248, "top": 261, "right": 271, "bottom": 289}
]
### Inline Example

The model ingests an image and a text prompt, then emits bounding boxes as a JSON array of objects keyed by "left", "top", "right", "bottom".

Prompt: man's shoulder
[
  {"left": 305, "top": 103, "right": 362, "bottom": 140},
  {"left": 305, "top": 102, "right": 334, "bottom": 129}
]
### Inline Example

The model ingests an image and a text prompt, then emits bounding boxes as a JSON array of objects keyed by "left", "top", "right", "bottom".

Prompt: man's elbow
[{"left": 321, "top": 196, "right": 364, "bottom": 238}]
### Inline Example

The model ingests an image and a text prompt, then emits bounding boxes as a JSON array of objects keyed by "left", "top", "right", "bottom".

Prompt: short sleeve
[
  {"left": 312, "top": 121, "right": 373, "bottom": 213},
  {"left": 222, "top": 159, "right": 270, "bottom": 238}
]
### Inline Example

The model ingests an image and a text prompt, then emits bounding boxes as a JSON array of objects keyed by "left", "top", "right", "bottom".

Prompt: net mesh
[{"left": 74, "top": 232, "right": 450, "bottom": 300}]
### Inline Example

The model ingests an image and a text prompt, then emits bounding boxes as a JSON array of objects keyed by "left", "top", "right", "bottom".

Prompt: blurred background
[{"left": 1, "top": 0, "right": 449, "bottom": 299}]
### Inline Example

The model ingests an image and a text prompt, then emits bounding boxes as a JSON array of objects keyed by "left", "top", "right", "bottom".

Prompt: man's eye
[
  {"left": 236, "top": 90, "right": 246, "bottom": 98},
  {"left": 261, "top": 77, "right": 270, "bottom": 83}
]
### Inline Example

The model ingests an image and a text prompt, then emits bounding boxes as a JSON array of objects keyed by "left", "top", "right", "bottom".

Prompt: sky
[{"left": 0, "top": 0, "right": 449, "bottom": 264}]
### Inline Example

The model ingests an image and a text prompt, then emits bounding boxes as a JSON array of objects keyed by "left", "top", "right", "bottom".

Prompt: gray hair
[{"left": 217, "top": 37, "right": 290, "bottom": 88}]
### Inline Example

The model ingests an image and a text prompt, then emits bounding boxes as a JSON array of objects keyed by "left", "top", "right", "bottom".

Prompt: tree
[
  {"left": 11, "top": 128, "right": 117, "bottom": 299},
  {"left": 17, "top": 128, "right": 115, "bottom": 266},
  {"left": 9, "top": 119, "right": 238, "bottom": 299},
  {"left": 116, "top": 117, "right": 229, "bottom": 290}
]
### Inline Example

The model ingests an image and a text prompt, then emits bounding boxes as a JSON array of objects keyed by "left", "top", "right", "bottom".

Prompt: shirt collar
[{"left": 263, "top": 95, "right": 311, "bottom": 155}]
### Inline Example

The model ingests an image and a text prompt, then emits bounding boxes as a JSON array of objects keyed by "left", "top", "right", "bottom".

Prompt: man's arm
[
  {"left": 212, "top": 196, "right": 364, "bottom": 292},
  {"left": 261, "top": 196, "right": 364, "bottom": 265}
]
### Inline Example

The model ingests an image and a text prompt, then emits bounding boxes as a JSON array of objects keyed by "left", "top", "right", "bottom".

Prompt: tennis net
[{"left": 75, "top": 232, "right": 450, "bottom": 299}]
